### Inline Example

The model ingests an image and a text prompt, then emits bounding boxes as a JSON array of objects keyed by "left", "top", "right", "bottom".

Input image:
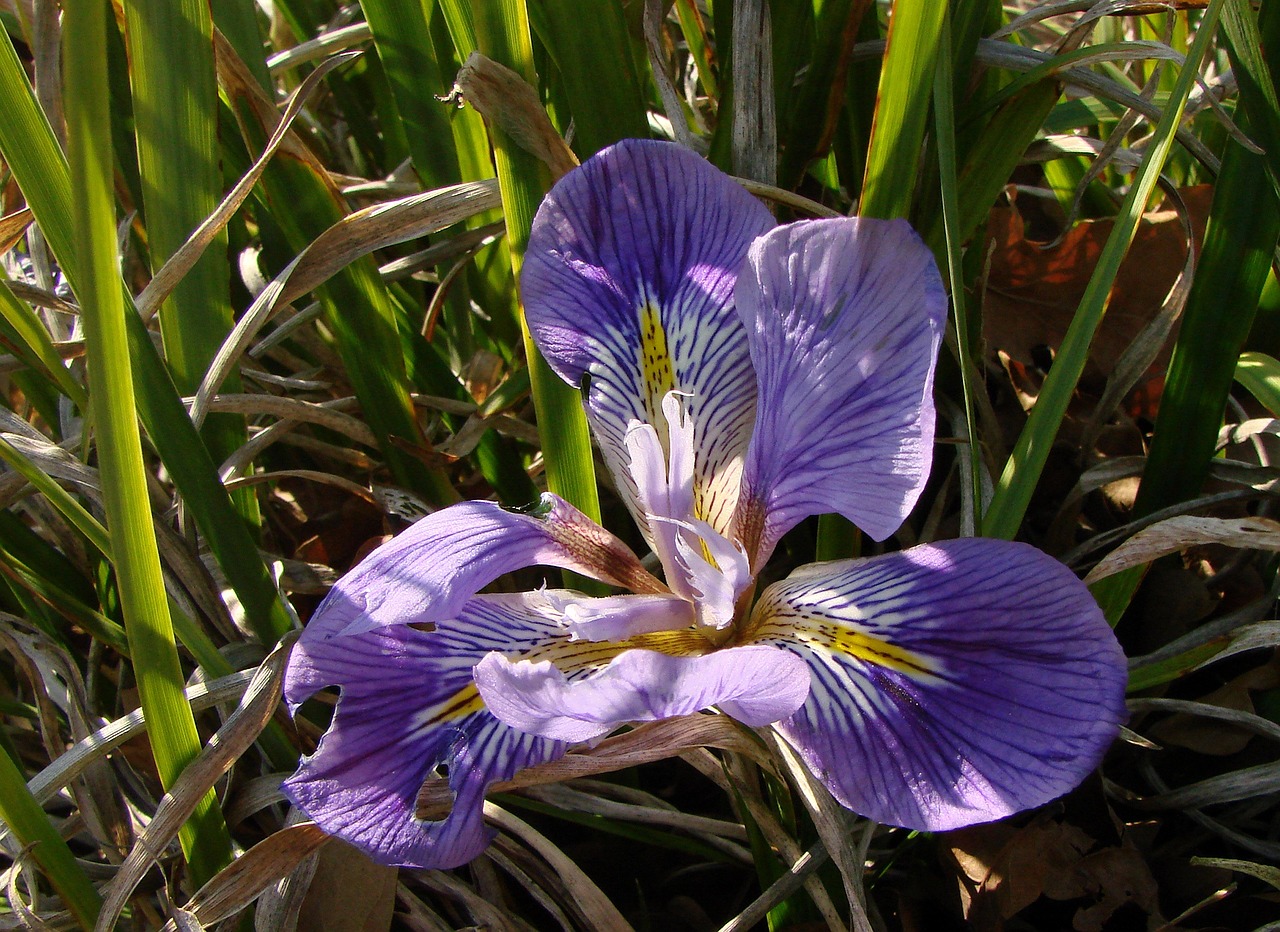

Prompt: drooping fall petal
[
  {"left": 283, "top": 595, "right": 576, "bottom": 868},
  {"left": 734, "top": 218, "right": 946, "bottom": 564},
  {"left": 475, "top": 644, "right": 811, "bottom": 743},
  {"left": 523, "top": 139, "right": 775, "bottom": 538},
  {"left": 747, "top": 538, "right": 1127, "bottom": 831},
  {"left": 301, "top": 493, "right": 663, "bottom": 640}
]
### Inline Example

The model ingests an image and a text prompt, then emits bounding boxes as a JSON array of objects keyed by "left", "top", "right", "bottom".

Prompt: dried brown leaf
[
  {"left": 161, "top": 825, "right": 331, "bottom": 932},
  {"left": 453, "top": 52, "right": 578, "bottom": 181},
  {"left": 95, "top": 637, "right": 294, "bottom": 932},
  {"left": 1085, "top": 516, "right": 1280, "bottom": 584},
  {"left": 295, "top": 839, "right": 396, "bottom": 932},
  {"left": 416, "top": 714, "right": 773, "bottom": 818}
]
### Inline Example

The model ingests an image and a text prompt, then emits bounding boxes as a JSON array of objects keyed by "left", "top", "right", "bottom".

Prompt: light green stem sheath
[
  {"left": 469, "top": 0, "right": 603, "bottom": 530},
  {"left": 0, "top": 746, "right": 102, "bottom": 930},
  {"left": 63, "top": 0, "right": 232, "bottom": 887}
]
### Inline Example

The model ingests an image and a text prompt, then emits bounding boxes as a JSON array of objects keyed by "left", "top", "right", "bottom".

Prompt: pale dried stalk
[
  {"left": 161, "top": 825, "right": 331, "bottom": 931},
  {"left": 417, "top": 715, "right": 774, "bottom": 818},
  {"left": 482, "top": 802, "right": 633, "bottom": 932},
  {"left": 95, "top": 638, "right": 293, "bottom": 931}
]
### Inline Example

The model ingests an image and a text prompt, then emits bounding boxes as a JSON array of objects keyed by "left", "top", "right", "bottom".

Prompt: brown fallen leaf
[
  {"left": 983, "top": 186, "right": 1212, "bottom": 419},
  {"left": 296, "top": 838, "right": 397, "bottom": 932}
]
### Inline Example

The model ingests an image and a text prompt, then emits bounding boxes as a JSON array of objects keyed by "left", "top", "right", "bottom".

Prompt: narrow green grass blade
[
  {"left": 858, "top": 0, "right": 947, "bottom": 220},
  {"left": 0, "top": 30, "right": 294, "bottom": 648},
  {"left": 923, "top": 80, "right": 1061, "bottom": 253},
  {"left": 674, "top": 0, "right": 718, "bottom": 99},
  {"left": 0, "top": 435, "right": 242, "bottom": 685},
  {"left": 218, "top": 43, "right": 458, "bottom": 507},
  {"left": 122, "top": 0, "right": 257, "bottom": 527},
  {"left": 1135, "top": 141, "right": 1280, "bottom": 505},
  {"left": 1221, "top": 0, "right": 1280, "bottom": 196},
  {"left": 779, "top": 0, "right": 871, "bottom": 190},
  {"left": 1235, "top": 351, "right": 1280, "bottom": 413},
  {"left": 0, "top": 516, "right": 128, "bottom": 653},
  {"left": 0, "top": 746, "right": 101, "bottom": 930},
  {"left": 465, "top": 0, "right": 603, "bottom": 528},
  {"left": 933, "top": 8, "right": 983, "bottom": 531},
  {"left": 531, "top": 0, "right": 648, "bottom": 156},
  {"left": 358, "top": 0, "right": 465, "bottom": 188},
  {"left": 0, "top": 435, "right": 110, "bottom": 557},
  {"left": 982, "top": 0, "right": 1226, "bottom": 541},
  {"left": 0, "top": 278, "right": 87, "bottom": 407},
  {"left": 63, "top": 0, "right": 231, "bottom": 886}
]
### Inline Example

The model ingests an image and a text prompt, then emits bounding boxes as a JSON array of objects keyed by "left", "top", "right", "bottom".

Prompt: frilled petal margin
[
  {"left": 523, "top": 139, "right": 775, "bottom": 538},
  {"left": 747, "top": 539, "right": 1127, "bottom": 831},
  {"left": 301, "top": 493, "right": 663, "bottom": 640},
  {"left": 734, "top": 218, "right": 946, "bottom": 564},
  {"left": 475, "top": 644, "right": 812, "bottom": 743},
  {"left": 283, "top": 595, "right": 577, "bottom": 869}
]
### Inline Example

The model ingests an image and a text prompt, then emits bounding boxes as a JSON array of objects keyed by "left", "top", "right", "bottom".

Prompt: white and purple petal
[
  {"left": 283, "top": 595, "right": 575, "bottom": 869},
  {"left": 475, "top": 644, "right": 811, "bottom": 744},
  {"left": 523, "top": 139, "right": 775, "bottom": 538},
  {"left": 747, "top": 538, "right": 1127, "bottom": 832},
  {"left": 531, "top": 589, "right": 695, "bottom": 642},
  {"left": 733, "top": 218, "right": 946, "bottom": 564},
  {"left": 302, "top": 492, "right": 663, "bottom": 640}
]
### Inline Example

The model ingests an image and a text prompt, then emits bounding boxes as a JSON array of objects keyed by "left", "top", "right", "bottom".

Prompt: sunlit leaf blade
[
  {"left": 64, "top": 0, "right": 232, "bottom": 886},
  {"left": 982, "top": 0, "right": 1226, "bottom": 541},
  {"left": 859, "top": 0, "right": 946, "bottom": 220},
  {"left": 0, "top": 28, "right": 293, "bottom": 647},
  {"left": 123, "top": 0, "right": 258, "bottom": 527},
  {"left": 460, "top": 0, "right": 603, "bottom": 538},
  {"left": 0, "top": 746, "right": 102, "bottom": 930}
]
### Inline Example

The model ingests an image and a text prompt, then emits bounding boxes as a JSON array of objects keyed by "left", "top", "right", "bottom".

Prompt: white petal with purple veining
[
  {"left": 302, "top": 493, "right": 663, "bottom": 640},
  {"left": 747, "top": 539, "right": 1127, "bottom": 832},
  {"left": 523, "top": 139, "right": 775, "bottom": 539},
  {"left": 734, "top": 218, "right": 946, "bottom": 565},
  {"left": 474, "top": 644, "right": 812, "bottom": 743},
  {"left": 532, "top": 589, "right": 696, "bottom": 641}
]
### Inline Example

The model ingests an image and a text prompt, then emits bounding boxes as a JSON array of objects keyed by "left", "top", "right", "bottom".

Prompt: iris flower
[{"left": 283, "top": 139, "right": 1127, "bottom": 869}]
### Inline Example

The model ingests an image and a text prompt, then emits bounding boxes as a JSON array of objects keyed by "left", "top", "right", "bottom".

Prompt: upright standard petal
[
  {"left": 283, "top": 596, "right": 574, "bottom": 868},
  {"left": 746, "top": 539, "right": 1127, "bottom": 832},
  {"left": 475, "top": 644, "right": 811, "bottom": 743},
  {"left": 734, "top": 218, "right": 946, "bottom": 564},
  {"left": 302, "top": 493, "right": 664, "bottom": 640},
  {"left": 523, "top": 139, "right": 775, "bottom": 537}
]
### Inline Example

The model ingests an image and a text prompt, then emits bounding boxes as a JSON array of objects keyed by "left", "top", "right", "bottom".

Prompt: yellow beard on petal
[
  {"left": 747, "top": 606, "right": 941, "bottom": 680},
  {"left": 639, "top": 301, "right": 676, "bottom": 428}
]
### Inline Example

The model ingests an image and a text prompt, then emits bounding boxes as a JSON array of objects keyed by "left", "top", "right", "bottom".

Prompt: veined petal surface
[
  {"left": 523, "top": 139, "right": 775, "bottom": 537},
  {"left": 747, "top": 539, "right": 1127, "bottom": 832},
  {"left": 283, "top": 595, "right": 576, "bottom": 868},
  {"left": 475, "top": 644, "right": 811, "bottom": 743},
  {"left": 302, "top": 493, "right": 663, "bottom": 640},
  {"left": 734, "top": 218, "right": 946, "bottom": 564}
]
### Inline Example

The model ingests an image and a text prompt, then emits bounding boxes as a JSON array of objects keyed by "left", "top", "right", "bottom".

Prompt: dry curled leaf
[
  {"left": 1085, "top": 515, "right": 1280, "bottom": 583},
  {"left": 452, "top": 52, "right": 578, "bottom": 181}
]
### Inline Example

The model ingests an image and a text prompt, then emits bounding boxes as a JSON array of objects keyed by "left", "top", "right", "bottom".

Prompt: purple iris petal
[
  {"left": 734, "top": 218, "right": 946, "bottom": 564},
  {"left": 301, "top": 492, "right": 662, "bottom": 640},
  {"left": 748, "top": 538, "right": 1127, "bottom": 832},
  {"left": 522, "top": 139, "right": 775, "bottom": 538},
  {"left": 474, "top": 644, "right": 812, "bottom": 743},
  {"left": 283, "top": 595, "right": 573, "bottom": 869}
]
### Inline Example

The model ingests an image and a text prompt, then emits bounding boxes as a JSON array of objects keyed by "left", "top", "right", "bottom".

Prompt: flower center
[{"left": 625, "top": 392, "right": 752, "bottom": 635}]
